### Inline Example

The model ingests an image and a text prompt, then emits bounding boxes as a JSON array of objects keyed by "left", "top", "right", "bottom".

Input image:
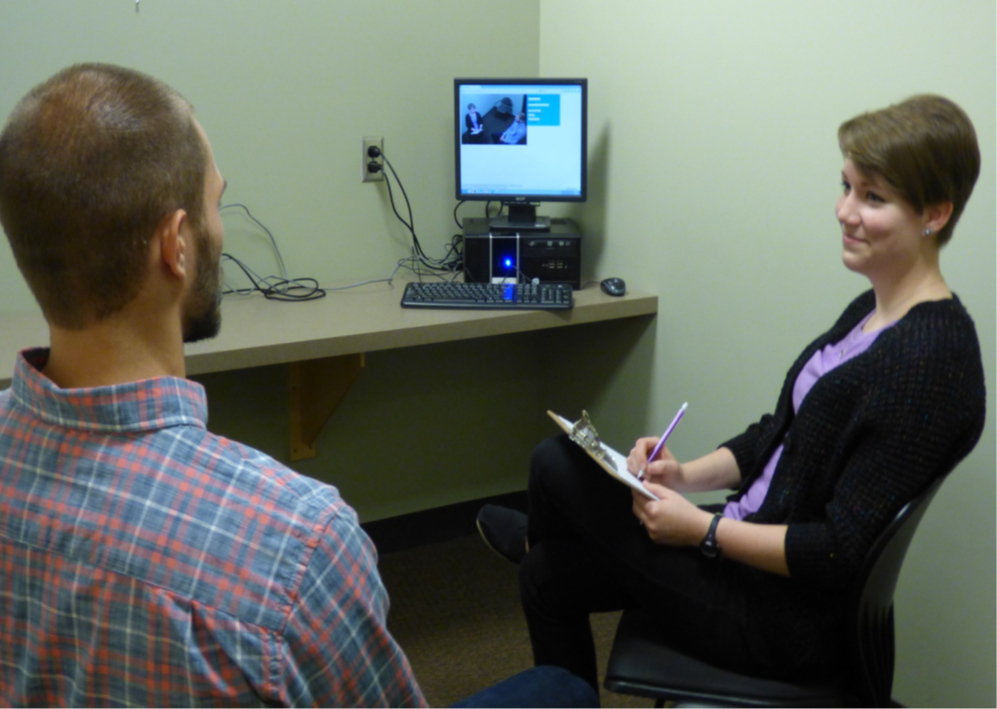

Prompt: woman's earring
[{"left": 924, "top": 228, "right": 933, "bottom": 237}]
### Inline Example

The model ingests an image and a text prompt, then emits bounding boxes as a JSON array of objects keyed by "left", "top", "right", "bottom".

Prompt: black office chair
[{"left": 604, "top": 474, "right": 949, "bottom": 707}]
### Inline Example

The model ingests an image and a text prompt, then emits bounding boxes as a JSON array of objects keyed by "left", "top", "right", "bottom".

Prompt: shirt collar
[{"left": 11, "top": 347, "right": 208, "bottom": 434}]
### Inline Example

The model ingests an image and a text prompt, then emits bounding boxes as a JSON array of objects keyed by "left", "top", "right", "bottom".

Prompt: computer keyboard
[{"left": 400, "top": 281, "right": 574, "bottom": 310}]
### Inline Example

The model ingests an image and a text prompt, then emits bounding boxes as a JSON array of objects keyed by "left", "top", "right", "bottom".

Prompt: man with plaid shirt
[{"left": 0, "top": 64, "right": 424, "bottom": 707}]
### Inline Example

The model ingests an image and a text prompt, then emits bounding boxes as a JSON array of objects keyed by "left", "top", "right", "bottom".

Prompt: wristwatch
[{"left": 700, "top": 513, "right": 722, "bottom": 558}]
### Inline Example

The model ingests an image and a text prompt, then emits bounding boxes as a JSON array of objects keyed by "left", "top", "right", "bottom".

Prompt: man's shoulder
[
  {"left": 204, "top": 432, "right": 346, "bottom": 514},
  {"left": 184, "top": 430, "right": 363, "bottom": 561}
]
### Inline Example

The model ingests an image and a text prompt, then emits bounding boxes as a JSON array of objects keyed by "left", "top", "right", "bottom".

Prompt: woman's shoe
[{"left": 476, "top": 504, "right": 528, "bottom": 564}]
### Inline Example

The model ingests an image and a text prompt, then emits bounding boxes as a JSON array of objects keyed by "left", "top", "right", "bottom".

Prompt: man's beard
[{"left": 182, "top": 222, "right": 223, "bottom": 344}]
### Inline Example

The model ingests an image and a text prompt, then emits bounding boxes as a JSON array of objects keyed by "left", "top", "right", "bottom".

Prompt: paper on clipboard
[{"left": 548, "top": 411, "right": 658, "bottom": 500}]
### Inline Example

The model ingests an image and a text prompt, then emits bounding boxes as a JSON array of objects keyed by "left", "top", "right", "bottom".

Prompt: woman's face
[{"left": 836, "top": 158, "right": 930, "bottom": 279}]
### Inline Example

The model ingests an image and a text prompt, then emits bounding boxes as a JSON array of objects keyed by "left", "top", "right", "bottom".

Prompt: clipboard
[{"left": 548, "top": 410, "right": 658, "bottom": 500}]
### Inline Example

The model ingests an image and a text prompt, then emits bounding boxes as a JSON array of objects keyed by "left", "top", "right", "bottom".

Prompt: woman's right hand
[
  {"left": 628, "top": 438, "right": 685, "bottom": 489},
  {"left": 636, "top": 446, "right": 743, "bottom": 495}
]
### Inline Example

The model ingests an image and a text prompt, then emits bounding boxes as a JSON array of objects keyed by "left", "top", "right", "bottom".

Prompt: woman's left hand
[{"left": 632, "top": 482, "right": 712, "bottom": 547}]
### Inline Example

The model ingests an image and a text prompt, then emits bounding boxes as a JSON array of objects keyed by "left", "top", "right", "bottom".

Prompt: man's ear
[{"left": 158, "top": 209, "right": 189, "bottom": 279}]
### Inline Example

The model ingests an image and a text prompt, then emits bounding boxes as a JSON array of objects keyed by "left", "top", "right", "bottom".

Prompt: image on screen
[{"left": 455, "top": 79, "right": 587, "bottom": 203}]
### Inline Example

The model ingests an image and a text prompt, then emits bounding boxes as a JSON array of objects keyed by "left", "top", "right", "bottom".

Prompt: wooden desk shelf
[{"left": 1, "top": 276, "right": 658, "bottom": 460}]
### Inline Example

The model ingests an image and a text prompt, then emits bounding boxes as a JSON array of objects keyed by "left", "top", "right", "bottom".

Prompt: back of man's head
[{"left": 0, "top": 63, "right": 208, "bottom": 328}]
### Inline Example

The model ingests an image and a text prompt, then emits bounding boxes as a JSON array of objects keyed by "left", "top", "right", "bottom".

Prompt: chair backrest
[{"left": 845, "top": 473, "right": 949, "bottom": 707}]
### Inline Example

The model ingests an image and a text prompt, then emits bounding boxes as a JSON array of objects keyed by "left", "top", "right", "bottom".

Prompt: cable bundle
[{"left": 220, "top": 203, "right": 326, "bottom": 301}]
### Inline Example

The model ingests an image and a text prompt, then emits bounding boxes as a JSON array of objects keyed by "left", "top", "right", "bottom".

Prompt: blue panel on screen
[{"left": 527, "top": 94, "right": 560, "bottom": 126}]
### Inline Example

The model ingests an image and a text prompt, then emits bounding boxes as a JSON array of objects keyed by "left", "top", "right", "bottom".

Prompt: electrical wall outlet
[{"left": 362, "top": 136, "right": 384, "bottom": 182}]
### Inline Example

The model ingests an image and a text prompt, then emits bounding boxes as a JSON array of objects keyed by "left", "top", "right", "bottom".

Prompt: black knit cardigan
[{"left": 719, "top": 290, "right": 986, "bottom": 676}]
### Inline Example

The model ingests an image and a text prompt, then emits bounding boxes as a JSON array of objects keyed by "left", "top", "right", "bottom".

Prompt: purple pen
[{"left": 638, "top": 402, "right": 688, "bottom": 480}]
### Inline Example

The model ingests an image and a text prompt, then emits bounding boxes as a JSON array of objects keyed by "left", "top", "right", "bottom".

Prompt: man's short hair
[
  {"left": 838, "top": 94, "right": 980, "bottom": 247},
  {"left": 0, "top": 63, "right": 208, "bottom": 327}
]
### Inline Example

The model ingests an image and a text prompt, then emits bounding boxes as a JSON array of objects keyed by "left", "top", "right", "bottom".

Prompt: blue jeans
[{"left": 452, "top": 666, "right": 599, "bottom": 708}]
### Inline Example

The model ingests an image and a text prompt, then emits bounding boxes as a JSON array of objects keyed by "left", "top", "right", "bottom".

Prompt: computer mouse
[{"left": 600, "top": 277, "right": 626, "bottom": 297}]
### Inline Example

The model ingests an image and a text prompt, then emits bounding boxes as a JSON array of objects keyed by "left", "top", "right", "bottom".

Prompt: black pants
[{"left": 519, "top": 434, "right": 767, "bottom": 691}]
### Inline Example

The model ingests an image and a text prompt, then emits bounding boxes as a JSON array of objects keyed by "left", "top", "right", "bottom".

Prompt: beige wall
[
  {"left": 0, "top": 0, "right": 993, "bottom": 705},
  {"left": 0, "top": 0, "right": 547, "bottom": 521},
  {"left": 0, "top": 0, "right": 540, "bottom": 300},
  {"left": 539, "top": 1, "right": 996, "bottom": 706}
]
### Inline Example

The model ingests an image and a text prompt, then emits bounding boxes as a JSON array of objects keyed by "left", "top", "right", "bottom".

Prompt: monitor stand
[{"left": 489, "top": 202, "right": 551, "bottom": 231}]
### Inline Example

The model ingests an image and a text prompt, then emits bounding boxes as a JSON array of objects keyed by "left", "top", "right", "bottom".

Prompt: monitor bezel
[{"left": 453, "top": 77, "right": 588, "bottom": 205}]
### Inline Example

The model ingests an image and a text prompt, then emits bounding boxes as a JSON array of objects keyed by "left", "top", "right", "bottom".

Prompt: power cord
[
  {"left": 366, "top": 145, "right": 464, "bottom": 280},
  {"left": 220, "top": 203, "right": 326, "bottom": 301},
  {"left": 221, "top": 254, "right": 326, "bottom": 301}
]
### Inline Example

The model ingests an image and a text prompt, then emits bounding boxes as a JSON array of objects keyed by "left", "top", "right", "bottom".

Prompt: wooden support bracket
[{"left": 289, "top": 353, "right": 365, "bottom": 461}]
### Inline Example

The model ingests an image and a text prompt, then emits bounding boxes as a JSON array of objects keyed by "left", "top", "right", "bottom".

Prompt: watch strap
[{"left": 700, "top": 512, "right": 722, "bottom": 558}]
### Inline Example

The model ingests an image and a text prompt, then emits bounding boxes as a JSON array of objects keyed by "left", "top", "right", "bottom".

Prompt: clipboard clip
[{"left": 569, "top": 410, "right": 617, "bottom": 471}]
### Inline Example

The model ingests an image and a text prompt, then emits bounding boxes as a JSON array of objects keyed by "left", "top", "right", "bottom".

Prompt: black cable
[
  {"left": 383, "top": 155, "right": 415, "bottom": 236},
  {"left": 373, "top": 147, "right": 464, "bottom": 278},
  {"left": 219, "top": 203, "right": 325, "bottom": 301},
  {"left": 222, "top": 253, "right": 326, "bottom": 301},
  {"left": 454, "top": 199, "right": 497, "bottom": 228},
  {"left": 380, "top": 156, "right": 415, "bottom": 234},
  {"left": 383, "top": 153, "right": 435, "bottom": 263},
  {"left": 220, "top": 203, "right": 287, "bottom": 279}
]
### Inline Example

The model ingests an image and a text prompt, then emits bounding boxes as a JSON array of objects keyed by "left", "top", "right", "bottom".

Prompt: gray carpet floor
[{"left": 378, "top": 534, "right": 651, "bottom": 707}]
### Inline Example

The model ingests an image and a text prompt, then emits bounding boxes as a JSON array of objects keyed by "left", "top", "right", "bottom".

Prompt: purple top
[{"left": 724, "top": 312, "right": 889, "bottom": 521}]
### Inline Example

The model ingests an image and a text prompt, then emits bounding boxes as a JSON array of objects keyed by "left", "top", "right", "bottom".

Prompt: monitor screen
[{"left": 454, "top": 78, "right": 587, "bottom": 221}]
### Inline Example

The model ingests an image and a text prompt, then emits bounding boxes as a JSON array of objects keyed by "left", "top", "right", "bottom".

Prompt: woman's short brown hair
[
  {"left": 0, "top": 63, "right": 207, "bottom": 327},
  {"left": 838, "top": 94, "right": 980, "bottom": 247}
]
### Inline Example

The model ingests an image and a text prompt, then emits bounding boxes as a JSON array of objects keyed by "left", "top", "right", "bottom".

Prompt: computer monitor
[{"left": 454, "top": 78, "right": 587, "bottom": 230}]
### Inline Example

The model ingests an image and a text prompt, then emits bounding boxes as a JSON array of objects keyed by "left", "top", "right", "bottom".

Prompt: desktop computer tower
[{"left": 462, "top": 217, "right": 582, "bottom": 289}]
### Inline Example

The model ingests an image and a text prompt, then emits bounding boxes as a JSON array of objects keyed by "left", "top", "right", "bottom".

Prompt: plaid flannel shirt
[{"left": 0, "top": 348, "right": 425, "bottom": 707}]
